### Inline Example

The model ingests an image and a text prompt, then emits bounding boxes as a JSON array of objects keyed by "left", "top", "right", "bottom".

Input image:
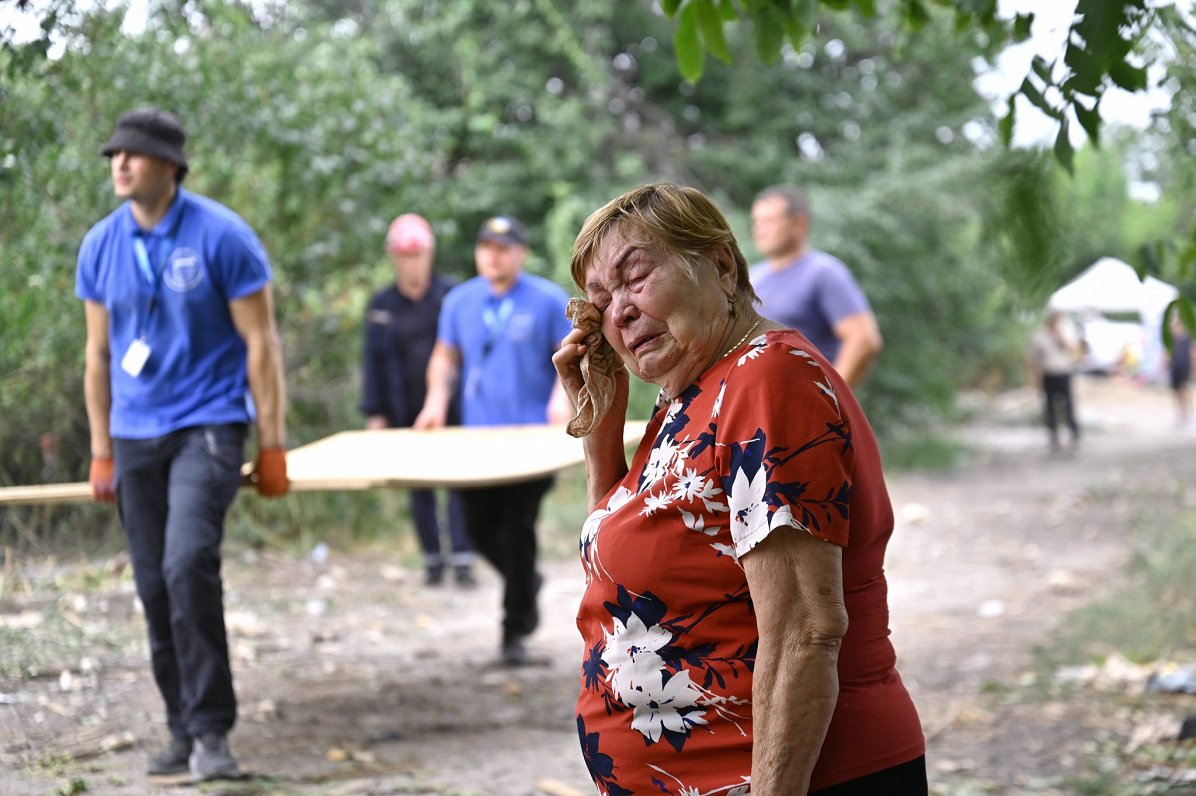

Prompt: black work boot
[
  {"left": 146, "top": 734, "right": 192, "bottom": 776},
  {"left": 189, "top": 732, "right": 241, "bottom": 782}
]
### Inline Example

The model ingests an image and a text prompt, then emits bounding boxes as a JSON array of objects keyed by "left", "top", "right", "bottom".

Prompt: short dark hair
[{"left": 755, "top": 184, "right": 811, "bottom": 222}]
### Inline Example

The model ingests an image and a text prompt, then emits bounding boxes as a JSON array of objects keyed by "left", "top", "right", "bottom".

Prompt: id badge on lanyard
[
  {"left": 121, "top": 234, "right": 171, "bottom": 377},
  {"left": 465, "top": 297, "right": 513, "bottom": 399}
]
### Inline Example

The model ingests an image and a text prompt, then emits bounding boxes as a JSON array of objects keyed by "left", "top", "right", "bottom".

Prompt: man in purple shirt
[{"left": 749, "top": 185, "right": 882, "bottom": 387}]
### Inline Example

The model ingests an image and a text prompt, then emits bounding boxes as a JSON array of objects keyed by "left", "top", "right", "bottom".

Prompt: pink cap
[{"left": 386, "top": 213, "right": 435, "bottom": 254}]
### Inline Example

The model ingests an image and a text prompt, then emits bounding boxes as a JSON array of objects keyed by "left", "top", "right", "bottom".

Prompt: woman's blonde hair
[{"left": 569, "top": 183, "right": 758, "bottom": 310}]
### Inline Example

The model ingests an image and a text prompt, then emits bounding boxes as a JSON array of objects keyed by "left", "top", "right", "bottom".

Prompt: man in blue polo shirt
[
  {"left": 77, "top": 107, "right": 288, "bottom": 782},
  {"left": 415, "top": 215, "right": 572, "bottom": 665},
  {"left": 749, "top": 184, "right": 883, "bottom": 387}
]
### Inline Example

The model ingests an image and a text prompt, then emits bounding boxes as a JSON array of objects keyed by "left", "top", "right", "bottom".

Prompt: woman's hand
[
  {"left": 555, "top": 325, "right": 632, "bottom": 507},
  {"left": 552, "top": 326, "right": 592, "bottom": 414}
]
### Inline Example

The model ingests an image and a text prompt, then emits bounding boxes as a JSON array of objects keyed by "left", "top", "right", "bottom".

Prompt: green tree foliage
[
  {"left": 0, "top": 0, "right": 1174, "bottom": 547},
  {"left": 1139, "top": 5, "right": 1196, "bottom": 334},
  {"left": 658, "top": 0, "right": 1196, "bottom": 329},
  {"left": 660, "top": 0, "right": 1154, "bottom": 167}
]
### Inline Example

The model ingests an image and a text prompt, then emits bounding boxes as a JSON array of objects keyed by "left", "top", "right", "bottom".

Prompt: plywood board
[{"left": 0, "top": 421, "right": 649, "bottom": 506}]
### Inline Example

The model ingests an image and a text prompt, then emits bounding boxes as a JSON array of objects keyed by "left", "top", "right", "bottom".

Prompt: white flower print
[
  {"left": 734, "top": 335, "right": 767, "bottom": 366},
  {"left": 728, "top": 460, "right": 770, "bottom": 554},
  {"left": 679, "top": 508, "right": 714, "bottom": 536},
  {"left": 646, "top": 768, "right": 751, "bottom": 796},
  {"left": 696, "top": 477, "right": 729, "bottom": 514},
  {"left": 769, "top": 504, "right": 802, "bottom": 536},
  {"left": 788, "top": 346, "right": 840, "bottom": 415},
  {"left": 815, "top": 376, "right": 840, "bottom": 415},
  {"left": 602, "top": 613, "right": 671, "bottom": 695},
  {"left": 661, "top": 398, "right": 684, "bottom": 428},
  {"left": 789, "top": 347, "right": 818, "bottom": 364},
  {"left": 641, "top": 491, "right": 671, "bottom": 516},
  {"left": 712, "top": 380, "right": 727, "bottom": 418},
  {"left": 580, "top": 486, "right": 633, "bottom": 582},
  {"left": 671, "top": 468, "right": 709, "bottom": 503},
  {"left": 681, "top": 508, "right": 736, "bottom": 558},
  {"left": 641, "top": 435, "right": 682, "bottom": 488},
  {"left": 624, "top": 668, "right": 708, "bottom": 743},
  {"left": 711, "top": 541, "right": 737, "bottom": 558}
]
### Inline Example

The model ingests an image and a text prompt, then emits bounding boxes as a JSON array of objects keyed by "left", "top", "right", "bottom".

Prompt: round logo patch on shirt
[{"left": 163, "top": 248, "right": 205, "bottom": 292}]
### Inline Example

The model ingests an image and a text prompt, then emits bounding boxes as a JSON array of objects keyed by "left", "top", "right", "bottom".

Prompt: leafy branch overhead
[
  {"left": 661, "top": 0, "right": 1195, "bottom": 325},
  {"left": 662, "top": 0, "right": 1160, "bottom": 173}
]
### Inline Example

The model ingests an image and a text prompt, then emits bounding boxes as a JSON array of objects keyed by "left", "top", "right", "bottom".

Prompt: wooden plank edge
[{"left": 0, "top": 421, "right": 652, "bottom": 506}]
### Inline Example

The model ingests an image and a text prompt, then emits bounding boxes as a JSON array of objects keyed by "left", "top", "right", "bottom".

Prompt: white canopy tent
[
  {"left": 1049, "top": 257, "right": 1178, "bottom": 317},
  {"left": 1048, "top": 257, "right": 1178, "bottom": 379}
]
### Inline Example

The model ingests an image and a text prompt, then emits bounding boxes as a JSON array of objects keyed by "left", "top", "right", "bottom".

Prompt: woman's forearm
[
  {"left": 751, "top": 631, "right": 840, "bottom": 794},
  {"left": 583, "top": 430, "right": 628, "bottom": 509},
  {"left": 743, "top": 530, "right": 848, "bottom": 795}
]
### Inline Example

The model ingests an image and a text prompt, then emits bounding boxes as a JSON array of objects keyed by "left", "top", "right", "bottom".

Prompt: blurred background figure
[
  {"left": 1167, "top": 312, "right": 1192, "bottom": 426},
  {"left": 1028, "top": 309, "right": 1083, "bottom": 453},
  {"left": 362, "top": 213, "right": 475, "bottom": 587},
  {"left": 749, "top": 184, "right": 883, "bottom": 388},
  {"left": 415, "top": 215, "right": 573, "bottom": 665}
]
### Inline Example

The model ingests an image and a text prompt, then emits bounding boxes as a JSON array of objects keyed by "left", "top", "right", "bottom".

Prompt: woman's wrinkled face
[{"left": 583, "top": 227, "right": 731, "bottom": 397}]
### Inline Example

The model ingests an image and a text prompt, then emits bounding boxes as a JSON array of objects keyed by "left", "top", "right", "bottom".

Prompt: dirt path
[{"left": 2, "top": 377, "right": 1193, "bottom": 795}]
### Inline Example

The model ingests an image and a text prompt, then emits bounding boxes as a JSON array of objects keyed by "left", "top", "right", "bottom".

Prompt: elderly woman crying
[{"left": 553, "top": 183, "right": 926, "bottom": 796}]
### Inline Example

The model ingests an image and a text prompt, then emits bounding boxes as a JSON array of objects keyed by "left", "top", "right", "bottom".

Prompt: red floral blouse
[{"left": 575, "top": 330, "right": 924, "bottom": 795}]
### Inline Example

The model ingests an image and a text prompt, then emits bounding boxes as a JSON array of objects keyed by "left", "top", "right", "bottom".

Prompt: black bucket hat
[{"left": 101, "top": 107, "right": 189, "bottom": 173}]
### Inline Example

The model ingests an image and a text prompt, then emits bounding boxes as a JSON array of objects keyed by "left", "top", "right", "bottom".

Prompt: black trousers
[
  {"left": 113, "top": 424, "right": 245, "bottom": 739},
  {"left": 459, "top": 477, "right": 553, "bottom": 642},
  {"left": 811, "top": 755, "right": 928, "bottom": 795},
  {"left": 409, "top": 488, "right": 473, "bottom": 566},
  {"left": 1042, "top": 373, "right": 1079, "bottom": 445}
]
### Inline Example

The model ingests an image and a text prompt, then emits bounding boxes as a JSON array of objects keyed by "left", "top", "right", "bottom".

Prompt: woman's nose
[{"left": 610, "top": 292, "right": 638, "bottom": 327}]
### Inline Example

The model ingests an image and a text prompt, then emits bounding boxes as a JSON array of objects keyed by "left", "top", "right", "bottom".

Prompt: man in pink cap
[{"left": 360, "top": 214, "right": 475, "bottom": 586}]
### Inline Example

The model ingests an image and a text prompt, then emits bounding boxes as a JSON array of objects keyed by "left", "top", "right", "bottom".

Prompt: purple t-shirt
[{"left": 749, "top": 249, "right": 871, "bottom": 362}]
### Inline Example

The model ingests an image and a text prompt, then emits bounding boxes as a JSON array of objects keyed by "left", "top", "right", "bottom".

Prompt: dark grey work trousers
[
  {"left": 459, "top": 477, "right": 553, "bottom": 642},
  {"left": 1042, "top": 372, "right": 1080, "bottom": 445},
  {"left": 409, "top": 488, "right": 473, "bottom": 566},
  {"left": 113, "top": 424, "right": 246, "bottom": 740}
]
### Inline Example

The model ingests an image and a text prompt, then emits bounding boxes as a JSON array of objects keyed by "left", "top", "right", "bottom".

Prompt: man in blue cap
[
  {"left": 77, "top": 106, "right": 288, "bottom": 782},
  {"left": 415, "top": 214, "right": 572, "bottom": 665}
]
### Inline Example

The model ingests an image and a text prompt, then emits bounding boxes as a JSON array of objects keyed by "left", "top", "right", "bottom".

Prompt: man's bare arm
[{"left": 832, "top": 310, "right": 883, "bottom": 388}]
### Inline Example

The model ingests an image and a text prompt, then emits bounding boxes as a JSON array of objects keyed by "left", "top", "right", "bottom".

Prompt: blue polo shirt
[
  {"left": 76, "top": 188, "right": 273, "bottom": 439},
  {"left": 438, "top": 272, "right": 571, "bottom": 426},
  {"left": 749, "top": 248, "right": 871, "bottom": 362}
]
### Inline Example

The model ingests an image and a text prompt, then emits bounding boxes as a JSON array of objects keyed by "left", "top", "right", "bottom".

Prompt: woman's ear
[{"left": 713, "top": 244, "right": 739, "bottom": 297}]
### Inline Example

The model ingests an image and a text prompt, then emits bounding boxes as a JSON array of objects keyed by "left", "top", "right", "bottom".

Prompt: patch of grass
[
  {"left": 879, "top": 429, "right": 972, "bottom": 471},
  {"left": 55, "top": 778, "right": 88, "bottom": 796},
  {"left": 538, "top": 464, "right": 591, "bottom": 562},
  {"left": 1039, "top": 509, "right": 1196, "bottom": 669},
  {"left": 1062, "top": 738, "right": 1196, "bottom": 795}
]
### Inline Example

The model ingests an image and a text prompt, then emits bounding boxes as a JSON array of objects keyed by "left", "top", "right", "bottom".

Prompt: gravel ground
[{"left": 2, "top": 375, "right": 1193, "bottom": 795}]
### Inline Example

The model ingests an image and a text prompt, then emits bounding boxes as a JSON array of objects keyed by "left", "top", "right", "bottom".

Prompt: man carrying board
[
  {"left": 77, "top": 107, "right": 288, "bottom": 782},
  {"left": 415, "top": 215, "right": 572, "bottom": 665}
]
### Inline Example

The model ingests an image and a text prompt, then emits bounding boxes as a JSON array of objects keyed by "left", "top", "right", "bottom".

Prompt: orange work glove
[
  {"left": 253, "top": 447, "right": 289, "bottom": 497},
  {"left": 89, "top": 456, "right": 116, "bottom": 503}
]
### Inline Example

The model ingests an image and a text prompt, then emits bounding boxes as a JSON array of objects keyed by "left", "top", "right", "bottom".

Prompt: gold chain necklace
[{"left": 723, "top": 318, "right": 762, "bottom": 359}]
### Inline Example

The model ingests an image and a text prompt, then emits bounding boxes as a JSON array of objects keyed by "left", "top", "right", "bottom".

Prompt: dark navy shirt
[{"left": 360, "top": 275, "right": 459, "bottom": 427}]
